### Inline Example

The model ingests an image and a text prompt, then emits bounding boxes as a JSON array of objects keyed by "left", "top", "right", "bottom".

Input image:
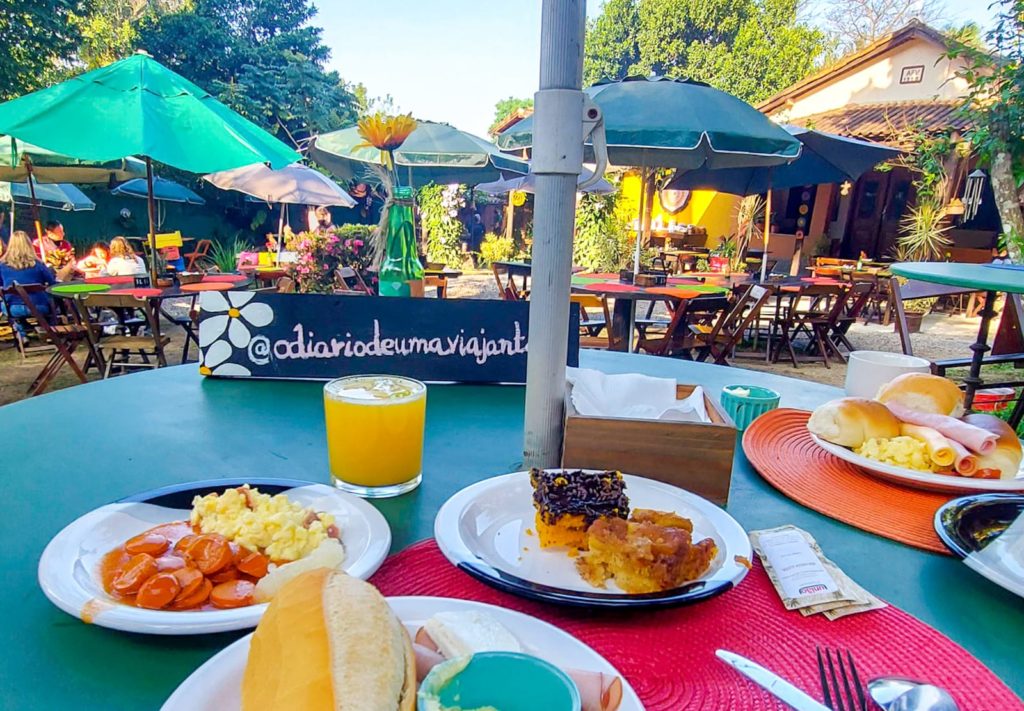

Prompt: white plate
[
  {"left": 435, "top": 471, "right": 752, "bottom": 607},
  {"left": 161, "top": 596, "right": 644, "bottom": 711},
  {"left": 38, "top": 480, "right": 391, "bottom": 634},
  {"left": 810, "top": 434, "right": 1024, "bottom": 494}
]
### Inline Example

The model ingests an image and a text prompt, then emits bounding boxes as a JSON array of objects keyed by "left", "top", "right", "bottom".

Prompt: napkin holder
[
  {"left": 561, "top": 382, "right": 737, "bottom": 504},
  {"left": 634, "top": 272, "right": 668, "bottom": 288}
]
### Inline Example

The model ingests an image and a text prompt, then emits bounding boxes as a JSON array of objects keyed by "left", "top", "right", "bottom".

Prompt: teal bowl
[
  {"left": 720, "top": 385, "right": 781, "bottom": 431},
  {"left": 418, "top": 652, "right": 581, "bottom": 711}
]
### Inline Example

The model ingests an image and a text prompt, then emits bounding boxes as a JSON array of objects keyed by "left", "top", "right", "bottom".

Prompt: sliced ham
[
  {"left": 884, "top": 403, "right": 997, "bottom": 455},
  {"left": 949, "top": 440, "right": 978, "bottom": 476}
]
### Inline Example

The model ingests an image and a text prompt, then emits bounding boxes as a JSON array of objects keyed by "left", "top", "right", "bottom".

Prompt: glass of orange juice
[{"left": 323, "top": 375, "right": 426, "bottom": 498}]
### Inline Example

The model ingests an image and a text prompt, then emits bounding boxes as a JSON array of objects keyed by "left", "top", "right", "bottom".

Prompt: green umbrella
[
  {"left": 0, "top": 136, "right": 145, "bottom": 183},
  {"left": 309, "top": 121, "right": 529, "bottom": 188},
  {"left": 0, "top": 51, "right": 300, "bottom": 279},
  {"left": 498, "top": 76, "right": 802, "bottom": 277}
]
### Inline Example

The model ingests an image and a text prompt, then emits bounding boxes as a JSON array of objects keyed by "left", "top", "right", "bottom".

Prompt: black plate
[
  {"left": 934, "top": 493, "right": 1024, "bottom": 558},
  {"left": 117, "top": 478, "right": 316, "bottom": 507}
]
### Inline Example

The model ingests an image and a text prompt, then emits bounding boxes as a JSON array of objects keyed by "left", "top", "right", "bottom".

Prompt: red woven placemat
[
  {"left": 743, "top": 409, "right": 952, "bottom": 553},
  {"left": 85, "top": 276, "right": 134, "bottom": 285},
  {"left": 201, "top": 273, "right": 247, "bottom": 283},
  {"left": 371, "top": 540, "right": 1019, "bottom": 710}
]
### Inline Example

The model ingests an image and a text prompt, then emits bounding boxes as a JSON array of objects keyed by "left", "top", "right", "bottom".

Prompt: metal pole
[
  {"left": 632, "top": 165, "right": 647, "bottom": 274},
  {"left": 145, "top": 157, "right": 158, "bottom": 283},
  {"left": 523, "top": 0, "right": 586, "bottom": 469}
]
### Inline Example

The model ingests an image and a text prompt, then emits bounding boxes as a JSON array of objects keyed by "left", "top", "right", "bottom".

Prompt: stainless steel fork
[{"left": 817, "top": 647, "right": 868, "bottom": 711}]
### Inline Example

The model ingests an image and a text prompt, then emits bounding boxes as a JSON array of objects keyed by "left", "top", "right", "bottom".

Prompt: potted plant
[
  {"left": 893, "top": 197, "right": 952, "bottom": 332},
  {"left": 709, "top": 235, "right": 737, "bottom": 273}
]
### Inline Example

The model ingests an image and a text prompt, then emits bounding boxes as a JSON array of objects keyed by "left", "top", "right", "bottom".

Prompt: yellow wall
[{"left": 617, "top": 173, "right": 737, "bottom": 247}]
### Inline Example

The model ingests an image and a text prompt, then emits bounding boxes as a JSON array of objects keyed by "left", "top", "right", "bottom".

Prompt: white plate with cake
[
  {"left": 807, "top": 374, "right": 1024, "bottom": 494},
  {"left": 434, "top": 469, "right": 752, "bottom": 607}
]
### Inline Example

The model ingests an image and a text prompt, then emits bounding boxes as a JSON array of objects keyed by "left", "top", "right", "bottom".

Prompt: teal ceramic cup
[
  {"left": 418, "top": 652, "right": 581, "bottom": 711},
  {"left": 720, "top": 385, "right": 781, "bottom": 431}
]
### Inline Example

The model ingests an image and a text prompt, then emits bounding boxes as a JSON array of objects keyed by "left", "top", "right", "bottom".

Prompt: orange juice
[{"left": 323, "top": 375, "right": 426, "bottom": 497}]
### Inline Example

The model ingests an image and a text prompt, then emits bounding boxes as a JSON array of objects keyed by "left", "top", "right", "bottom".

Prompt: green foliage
[
  {"left": 418, "top": 183, "right": 465, "bottom": 268},
  {"left": 895, "top": 196, "right": 952, "bottom": 262},
  {"left": 489, "top": 97, "right": 534, "bottom": 134},
  {"left": 572, "top": 190, "right": 631, "bottom": 271},
  {"left": 897, "top": 126, "right": 955, "bottom": 200},
  {"left": 138, "top": 0, "right": 358, "bottom": 147},
  {"left": 478, "top": 232, "right": 515, "bottom": 266},
  {"left": 288, "top": 227, "right": 372, "bottom": 294},
  {"left": 207, "top": 235, "right": 252, "bottom": 273},
  {"left": 0, "top": 0, "right": 91, "bottom": 100},
  {"left": 73, "top": 0, "right": 182, "bottom": 70},
  {"left": 582, "top": 0, "right": 827, "bottom": 104}
]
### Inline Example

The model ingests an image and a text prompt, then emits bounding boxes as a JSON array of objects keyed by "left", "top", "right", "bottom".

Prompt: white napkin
[{"left": 566, "top": 367, "right": 709, "bottom": 422}]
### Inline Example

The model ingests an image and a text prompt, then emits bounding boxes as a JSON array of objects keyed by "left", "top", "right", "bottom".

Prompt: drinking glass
[{"left": 323, "top": 375, "right": 426, "bottom": 498}]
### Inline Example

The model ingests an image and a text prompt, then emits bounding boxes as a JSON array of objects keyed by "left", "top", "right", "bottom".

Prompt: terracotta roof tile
[{"left": 788, "top": 100, "right": 970, "bottom": 148}]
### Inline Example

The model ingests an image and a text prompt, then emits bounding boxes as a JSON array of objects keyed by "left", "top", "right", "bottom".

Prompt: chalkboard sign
[{"left": 196, "top": 291, "right": 580, "bottom": 384}]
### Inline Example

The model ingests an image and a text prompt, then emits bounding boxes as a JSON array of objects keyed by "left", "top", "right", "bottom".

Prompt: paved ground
[{"left": 0, "top": 273, "right": 994, "bottom": 404}]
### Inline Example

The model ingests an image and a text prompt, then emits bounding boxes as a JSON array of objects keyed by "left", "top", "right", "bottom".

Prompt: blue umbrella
[
  {"left": 112, "top": 176, "right": 206, "bottom": 204},
  {"left": 0, "top": 181, "right": 95, "bottom": 211},
  {"left": 666, "top": 125, "right": 899, "bottom": 194}
]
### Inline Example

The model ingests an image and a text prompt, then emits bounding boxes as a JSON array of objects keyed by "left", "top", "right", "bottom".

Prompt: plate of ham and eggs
[{"left": 807, "top": 373, "right": 1024, "bottom": 494}]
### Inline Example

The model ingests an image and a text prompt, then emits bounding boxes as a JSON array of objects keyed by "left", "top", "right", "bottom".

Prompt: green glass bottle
[{"left": 379, "top": 186, "right": 424, "bottom": 297}]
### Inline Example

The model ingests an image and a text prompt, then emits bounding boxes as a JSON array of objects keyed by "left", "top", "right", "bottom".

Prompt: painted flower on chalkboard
[{"left": 197, "top": 291, "right": 274, "bottom": 377}]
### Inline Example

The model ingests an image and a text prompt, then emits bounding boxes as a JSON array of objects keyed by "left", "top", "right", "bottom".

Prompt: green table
[
  {"left": 891, "top": 261, "right": 1024, "bottom": 415},
  {"left": 4, "top": 354, "right": 1022, "bottom": 708}
]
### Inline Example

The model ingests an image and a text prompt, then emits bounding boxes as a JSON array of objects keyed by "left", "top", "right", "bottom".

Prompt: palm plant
[
  {"left": 895, "top": 196, "right": 952, "bottom": 262},
  {"left": 207, "top": 235, "right": 252, "bottom": 273}
]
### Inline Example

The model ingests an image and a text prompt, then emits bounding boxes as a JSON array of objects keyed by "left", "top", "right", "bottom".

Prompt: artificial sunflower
[{"left": 356, "top": 113, "right": 417, "bottom": 169}]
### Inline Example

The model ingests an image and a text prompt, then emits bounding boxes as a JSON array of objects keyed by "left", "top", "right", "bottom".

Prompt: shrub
[
  {"left": 478, "top": 232, "right": 515, "bottom": 266},
  {"left": 418, "top": 183, "right": 465, "bottom": 268},
  {"left": 573, "top": 190, "right": 629, "bottom": 272},
  {"left": 288, "top": 227, "right": 372, "bottom": 294}
]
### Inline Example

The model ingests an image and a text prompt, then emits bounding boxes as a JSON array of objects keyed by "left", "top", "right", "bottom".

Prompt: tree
[
  {"left": 489, "top": 97, "right": 534, "bottom": 134},
  {"left": 946, "top": 1, "right": 1024, "bottom": 263},
  {"left": 138, "top": 0, "right": 358, "bottom": 147},
  {"left": 582, "top": 0, "right": 827, "bottom": 104},
  {"left": 821, "top": 0, "right": 945, "bottom": 54},
  {"left": 0, "top": 0, "right": 92, "bottom": 101},
  {"left": 74, "top": 0, "right": 184, "bottom": 70}
]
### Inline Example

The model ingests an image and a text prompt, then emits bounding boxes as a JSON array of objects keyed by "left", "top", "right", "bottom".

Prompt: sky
[{"left": 317, "top": 0, "right": 998, "bottom": 139}]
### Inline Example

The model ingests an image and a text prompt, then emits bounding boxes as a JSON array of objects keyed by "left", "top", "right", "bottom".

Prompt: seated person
[
  {"left": 33, "top": 220, "right": 74, "bottom": 258},
  {"left": 76, "top": 241, "right": 110, "bottom": 278},
  {"left": 103, "top": 236, "right": 146, "bottom": 276},
  {"left": 0, "top": 230, "right": 57, "bottom": 337}
]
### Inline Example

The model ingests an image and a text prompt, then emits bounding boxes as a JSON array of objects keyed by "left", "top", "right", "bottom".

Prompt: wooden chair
[
  {"left": 275, "top": 275, "right": 296, "bottom": 293},
  {"left": 771, "top": 283, "right": 847, "bottom": 368},
  {"left": 424, "top": 275, "right": 448, "bottom": 298},
  {"left": 11, "top": 284, "right": 97, "bottom": 395},
  {"left": 81, "top": 292, "right": 169, "bottom": 377},
  {"left": 570, "top": 294, "right": 612, "bottom": 349},
  {"left": 184, "top": 239, "right": 213, "bottom": 271},
  {"left": 829, "top": 280, "right": 875, "bottom": 354},
  {"left": 492, "top": 263, "right": 529, "bottom": 301},
  {"left": 1, "top": 284, "right": 55, "bottom": 359},
  {"left": 638, "top": 294, "right": 730, "bottom": 358},
  {"left": 889, "top": 277, "right": 978, "bottom": 357},
  {"left": 336, "top": 266, "right": 373, "bottom": 294},
  {"left": 690, "top": 285, "right": 771, "bottom": 365}
]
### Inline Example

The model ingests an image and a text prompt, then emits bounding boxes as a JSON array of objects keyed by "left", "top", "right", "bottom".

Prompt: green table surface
[
  {"left": 48, "top": 282, "right": 112, "bottom": 295},
  {"left": 892, "top": 261, "right": 1024, "bottom": 294},
  {"left": 4, "top": 353, "right": 1022, "bottom": 709}
]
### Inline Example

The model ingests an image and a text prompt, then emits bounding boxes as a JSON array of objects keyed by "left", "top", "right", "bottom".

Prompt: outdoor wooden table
[
  {"left": 891, "top": 262, "right": 1024, "bottom": 412},
  {"left": 4, "top": 352, "right": 1022, "bottom": 708},
  {"left": 571, "top": 273, "right": 731, "bottom": 352}
]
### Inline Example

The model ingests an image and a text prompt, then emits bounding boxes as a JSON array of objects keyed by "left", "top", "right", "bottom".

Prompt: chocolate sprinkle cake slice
[{"left": 529, "top": 468, "right": 629, "bottom": 549}]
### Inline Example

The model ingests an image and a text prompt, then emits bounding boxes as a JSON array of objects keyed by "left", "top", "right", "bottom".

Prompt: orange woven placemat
[{"left": 742, "top": 408, "right": 952, "bottom": 554}]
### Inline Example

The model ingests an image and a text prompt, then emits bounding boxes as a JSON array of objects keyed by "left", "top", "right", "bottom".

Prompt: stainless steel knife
[{"left": 716, "top": 649, "right": 831, "bottom": 711}]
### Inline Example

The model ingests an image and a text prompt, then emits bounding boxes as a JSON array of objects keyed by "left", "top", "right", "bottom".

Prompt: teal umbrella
[
  {"left": 0, "top": 51, "right": 300, "bottom": 280},
  {"left": 112, "top": 177, "right": 206, "bottom": 205},
  {"left": 309, "top": 121, "right": 529, "bottom": 187},
  {"left": 0, "top": 181, "right": 95, "bottom": 211},
  {"left": 0, "top": 136, "right": 145, "bottom": 183}
]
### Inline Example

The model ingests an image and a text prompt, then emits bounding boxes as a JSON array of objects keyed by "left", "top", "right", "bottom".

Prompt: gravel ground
[{"left": 0, "top": 272, "right": 990, "bottom": 403}]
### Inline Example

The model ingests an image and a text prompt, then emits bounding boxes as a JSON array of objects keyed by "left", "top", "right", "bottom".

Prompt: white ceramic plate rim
[
  {"left": 160, "top": 596, "right": 644, "bottom": 711},
  {"left": 37, "top": 483, "right": 391, "bottom": 635},
  {"left": 810, "top": 434, "right": 1024, "bottom": 493},
  {"left": 434, "top": 470, "right": 752, "bottom": 600}
]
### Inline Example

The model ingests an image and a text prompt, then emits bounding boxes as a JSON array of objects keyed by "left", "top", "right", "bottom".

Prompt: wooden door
[{"left": 843, "top": 171, "right": 891, "bottom": 258}]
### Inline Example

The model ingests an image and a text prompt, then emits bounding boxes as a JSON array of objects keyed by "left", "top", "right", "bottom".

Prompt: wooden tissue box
[{"left": 561, "top": 383, "right": 737, "bottom": 504}]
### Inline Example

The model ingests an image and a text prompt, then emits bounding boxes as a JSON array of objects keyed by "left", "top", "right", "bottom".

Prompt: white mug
[{"left": 845, "top": 351, "right": 931, "bottom": 399}]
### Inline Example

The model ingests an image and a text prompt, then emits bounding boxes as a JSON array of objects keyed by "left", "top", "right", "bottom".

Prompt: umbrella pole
[
  {"left": 523, "top": 0, "right": 586, "bottom": 469},
  {"left": 277, "top": 203, "right": 285, "bottom": 263},
  {"left": 23, "top": 160, "right": 44, "bottom": 248},
  {"left": 761, "top": 178, "right": 773, "bottom": 283},
  {"left": 145, "top": 157, "right": 158, "bottom": 283},
  {"left": 633, "top": 165, "right": 647, "bottom": 274}
]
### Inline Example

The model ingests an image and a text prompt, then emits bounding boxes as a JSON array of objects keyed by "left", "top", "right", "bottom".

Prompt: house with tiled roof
[{"left": 758, "top": 20, "right": 1000, "bottom": 261}]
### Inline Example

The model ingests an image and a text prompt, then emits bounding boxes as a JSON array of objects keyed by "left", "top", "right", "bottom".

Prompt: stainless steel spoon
[{"left": 868, "top": 677, "right": 959, "bottom": 711}]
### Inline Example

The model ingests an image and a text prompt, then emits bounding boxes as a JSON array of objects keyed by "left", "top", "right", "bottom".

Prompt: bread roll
[
  {"left": 807, "top": 397, "right": 901, "bottom": 447},
  {"left": 965, "top": 413, "right": 1023, "bottom": 480},
  {"left": 242, "top": 568, "right": 415, "bottom": 711},
  {"left": 875, "top": 373, "right": 965, "bottom": 418}
]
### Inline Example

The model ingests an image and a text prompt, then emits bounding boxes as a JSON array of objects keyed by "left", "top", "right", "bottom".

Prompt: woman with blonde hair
[
  {"left": 0, "top": 230, "right": 56, "bottom": 336},
  {"left": 103, "top": 236, "right": 146, "bottom": 276}
]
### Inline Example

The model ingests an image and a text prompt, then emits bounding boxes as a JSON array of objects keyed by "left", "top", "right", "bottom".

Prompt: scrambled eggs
[
  {"left": 190, "top": 486, "right": 337, "bottom": 562},
  {"left": 855, "top": 436, "right": 933, "bottom": 472}
]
